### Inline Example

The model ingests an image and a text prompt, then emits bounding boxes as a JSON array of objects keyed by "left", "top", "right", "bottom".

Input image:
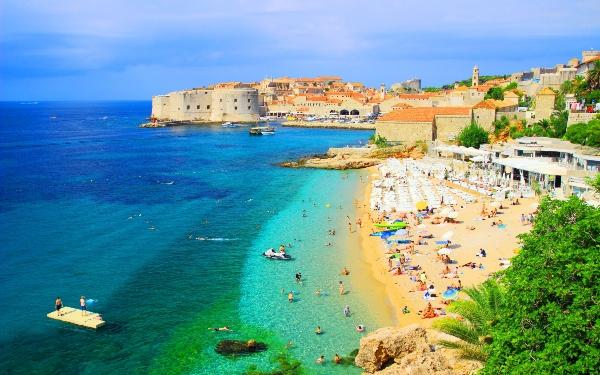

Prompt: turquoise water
[{"left": 0, "top": 101, "right": 380, "bottom": 374}]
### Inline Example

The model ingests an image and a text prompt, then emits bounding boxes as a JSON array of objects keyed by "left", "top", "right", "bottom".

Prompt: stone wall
[
  {"left": 376, "top": 121, "right": 433, "bottom": 145},
  {"left": 473, "top": 107, "right": 496, "bottom": 130},
  {"left": 567, "top": 112, "right": 598, "bottom": 126},
  {"left": 435, "top": 115, "right": 472, "bottom": 142},
  {"left": 150, "top": 88, "right": 260, "bottom": 123}
]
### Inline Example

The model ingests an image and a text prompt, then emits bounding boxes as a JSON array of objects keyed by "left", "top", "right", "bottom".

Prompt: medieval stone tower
[{"left": 472, "top": 65, "right": 479, "bottom": 87}]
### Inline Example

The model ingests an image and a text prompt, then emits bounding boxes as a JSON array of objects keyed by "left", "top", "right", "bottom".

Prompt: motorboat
[
  {"left": 262, "top": 248, "right": 292, "bottom": 260},
  {"left": 222, "top": 122, "right": 241, "bottom": 128},
  {"left": 249, "top": 126, "right": 276, "bottom": 135}
]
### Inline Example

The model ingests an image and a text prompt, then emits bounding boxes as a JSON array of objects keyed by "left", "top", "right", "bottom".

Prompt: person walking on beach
[
  {"left": 338, "top": 281, "right": 345, "bottom": 295},
  {"left": 356, "top": 217, "right": 362, "bottom": 228},
  {"left": 80, "top": 296, "right": 87, "bottom": 315},
  {"left": 55, "top": 297, "right": 63, "bottom": 316},
  {"left": 343, "top": 305, "right": 351, "bottom": 317}
]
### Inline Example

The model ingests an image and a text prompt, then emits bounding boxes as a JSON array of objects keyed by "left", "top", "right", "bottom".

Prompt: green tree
[
  {"left": 458, "top": 121, "right": 489, "bottom": 148},
  {"left": 484, "top": 87, "right": 504, "bottom": 101},
  {"left": 483, "top": 197, "right": 600, "bottom": 374},
  {"left": 585, "top": 173, "right": 600, "bottom": 195},
  {"left": 493, "top": 116, "right": 510, "bottom": 136},
  {"left": 548, "top": 110, "right": 568, "bottom": 138},
  {"left": 434, "top": 280, "right": 505, "bottom": 362},
  {"left": 564, "top": 119, "right": 600, "bottom": 147},
  {"left": 504, "top": 82, "right": 518, "bottom": 91},
  {"left": 587, "top": 61, "right": 600, "bottom": 91},
  {"left": 369, "top": 134, "right": 389, "bottom": 148}
]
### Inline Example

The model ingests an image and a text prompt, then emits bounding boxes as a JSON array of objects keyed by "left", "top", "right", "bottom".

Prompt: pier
[{"left": 47, "top": 307, "right": 105, "bottom": 329}]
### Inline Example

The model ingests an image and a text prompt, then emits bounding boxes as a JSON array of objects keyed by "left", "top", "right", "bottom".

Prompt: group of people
[{"left": 54, "top": 296, "right": 88, "bottom": 316}]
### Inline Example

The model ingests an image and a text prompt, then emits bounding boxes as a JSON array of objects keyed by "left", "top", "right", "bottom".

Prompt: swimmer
[
  {"left": 288, "top": 291, "right": 294, "bottom": 302},
  {"left": 208, "top": 326, "right": 232, "bottom": 332},
  {"left": 315, "top": 326, "right": 322, "bottom": 335},
  {"left": 315, "top": 289, "right": 321, "bottom": 297},
  {"left": 356, "top": 324, "right": 365, "bottom": 332},
  {"left": 334, "top": 354, "right": 342, "bottom": 364},
  {"left": 339, "top": 281, "right": 345, "bottom": 295},
  {"left": 295, "top": 272, "right": 302, "bottom": 283},
  {"left": 316, "top": 355, "right": 325, "bottom": 364},
  {"left": 340, "top": 267, "right": 350, "bottom": 276}
]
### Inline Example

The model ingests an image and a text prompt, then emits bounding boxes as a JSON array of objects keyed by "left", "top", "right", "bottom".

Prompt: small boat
[
  {"left": 222, "top": 122, "right": 239, "bottom": 128},
  {"left": 249, "top": 126, "right": 275, "bottom": 135},
  {"left": 262, "top": 248, "right": 292, "bottom": 260}
]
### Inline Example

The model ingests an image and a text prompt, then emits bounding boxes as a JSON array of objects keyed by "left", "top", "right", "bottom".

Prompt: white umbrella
[
  {"left": 441, "top": 231, "right": 454, "bottom": 241},
  {"left": 438, "top": 248, "right": 452, "bottom": 255}
]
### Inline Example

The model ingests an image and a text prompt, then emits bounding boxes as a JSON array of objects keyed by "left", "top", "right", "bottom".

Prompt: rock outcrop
[
  {"left": 279, "top": 146, "right": 381, "bottom": 170},
  {"left": 355, "top": 325, "right": 481, "bottom": 374}
]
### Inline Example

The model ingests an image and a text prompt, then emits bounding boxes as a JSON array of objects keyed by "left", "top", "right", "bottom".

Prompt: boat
[
  {"left": 222, "top": 122, "right": 241, "bottom": 128},
  {"left": 262, "top": 248, "right": 292, "bottom": 260},
  {"left": 249, "top": 126, "right": 275, "bottom": 135}
]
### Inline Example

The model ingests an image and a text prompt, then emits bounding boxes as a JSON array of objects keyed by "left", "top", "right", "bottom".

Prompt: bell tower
[{"left": 472, "top": 65, "right": 479, "bottom": 87}]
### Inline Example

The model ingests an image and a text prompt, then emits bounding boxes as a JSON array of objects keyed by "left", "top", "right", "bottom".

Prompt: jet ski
[{"left": 262, "top": 248, "right": 292, "bottom": 260}]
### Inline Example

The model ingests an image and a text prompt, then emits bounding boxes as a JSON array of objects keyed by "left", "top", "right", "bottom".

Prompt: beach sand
[{"left": 354, "top": 165, "right": 537, "bottom": 328}]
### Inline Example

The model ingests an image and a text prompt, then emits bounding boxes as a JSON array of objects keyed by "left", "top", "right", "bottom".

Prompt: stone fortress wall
[{"left": 151, "top": 88, "right": 260, "bottom": 122}]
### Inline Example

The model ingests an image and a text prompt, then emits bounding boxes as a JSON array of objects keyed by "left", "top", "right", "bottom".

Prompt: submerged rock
[
  {"left": 355, "top": 325, "right": 481, "bottom": 374},
  {"left": 215, "top": 339, "right": 267, "bottom": 356}
]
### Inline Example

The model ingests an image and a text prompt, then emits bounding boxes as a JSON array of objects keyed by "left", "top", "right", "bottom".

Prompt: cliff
[{"left": 355, "top": 325, "right": 481, "bottom": 374}]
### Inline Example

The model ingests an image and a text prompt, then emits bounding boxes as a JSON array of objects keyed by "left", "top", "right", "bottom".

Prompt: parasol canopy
[
  {"left": 437, "top": 248, "right": 452, "bottom": 255},
  {"left": 442, "top": 288, "right": 459, "bottom": 300},
  {"left": 415, "top": 200, "right": 428, "bottom": 210},
  {"left": 441, "top": 231, "right": 454, "bottom": 241}
]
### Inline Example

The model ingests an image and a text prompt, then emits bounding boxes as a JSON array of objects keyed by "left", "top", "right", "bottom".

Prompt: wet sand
[{"left": 354, "top": 165, "right": 537, "bottom": 327}]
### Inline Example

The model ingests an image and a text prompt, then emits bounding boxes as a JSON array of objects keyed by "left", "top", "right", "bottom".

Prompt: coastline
[
  {"left": 282, "top": 120, "right": 375, "bottom": 130},
  {"left": 354, "top": 161, "right": 538, "bottom": 329}
]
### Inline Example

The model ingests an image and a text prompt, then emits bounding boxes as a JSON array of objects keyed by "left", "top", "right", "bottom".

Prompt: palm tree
[
  {"left": 433, "top": 279, "right": 505, "bottom": 362},
  {"left": 587, "top": 61, "right": 600, "bottom": 91}
]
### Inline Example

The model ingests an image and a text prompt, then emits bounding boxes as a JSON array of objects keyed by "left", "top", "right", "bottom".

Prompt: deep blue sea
[{"left": 0, "top": 101, "right": 385, "bottom": 374}]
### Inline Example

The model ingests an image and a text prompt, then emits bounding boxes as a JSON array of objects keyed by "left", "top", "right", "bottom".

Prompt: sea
[{"left": 0, "top": 101, "right": 388, "bottom": 374}]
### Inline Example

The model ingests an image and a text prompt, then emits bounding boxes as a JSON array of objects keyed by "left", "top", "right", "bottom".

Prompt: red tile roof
[{"left": 378, "top": 107, "right": 471, "bottom": 123}]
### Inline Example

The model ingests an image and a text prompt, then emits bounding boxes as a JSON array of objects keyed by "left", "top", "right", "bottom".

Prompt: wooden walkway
[{"left": 47, "top": 307, "right": 105, "bottom": 329}]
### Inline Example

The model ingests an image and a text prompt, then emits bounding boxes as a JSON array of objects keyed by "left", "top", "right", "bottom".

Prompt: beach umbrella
[
  {"left": 489, "top": 201, "right": 502, "bottom": 208},
  {"left": 435, "top": 240, "right": 450, "bottom": 245},
  {"left": 415, "top": 200, "right": 428, "bottom": 210},
  {"left": 441, "top": 231, "right": 454, "bottom": 241},
  {"left": 437, "top": 248, "right": 452, "bottom": 255},
  {"left": 442, "top": 288, "right": 459, "bottom": 300}
]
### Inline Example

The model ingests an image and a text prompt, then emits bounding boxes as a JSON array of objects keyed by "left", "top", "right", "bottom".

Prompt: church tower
[
  {"left": 379, "top": 83, "right": 386, "bottom": 100},
  {"left": 472, "top": 65, "right": 479, "bottom": 87}
]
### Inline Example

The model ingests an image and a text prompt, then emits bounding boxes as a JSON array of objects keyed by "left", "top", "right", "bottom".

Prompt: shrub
[{"left": 458, "top": 121, "right": 489, "bottom": 148}]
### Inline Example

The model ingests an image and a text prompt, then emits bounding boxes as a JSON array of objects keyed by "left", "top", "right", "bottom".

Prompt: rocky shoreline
[
  {"left": 355, "top": 325, "right": 482, "bottom": 374},
  {"left": 279, "top": 144, "right": 426, "bottom": 170}
]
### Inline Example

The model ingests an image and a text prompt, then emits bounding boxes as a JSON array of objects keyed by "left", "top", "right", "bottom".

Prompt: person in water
[
  {"left": 288, "top": 291, "right": 294, "bottom": 302},
  {"left": 340, "top": 267, "right": 350, "bottom": 276},
  {"left": 209, "top": 326, "right": 232, "bottom": 332},
  {"left": 338, "top": 281, "right": 345, "bottom": 295},
  {"left": 279, "top": 244, "right": 286, "bottom": 254},
  {"left": 55, "top": 297, "right": 63, "bottom": 316},
  {"left": 295, "top": 272, "right": 302, "bottom": 283},
  {"left": 334, "top": 354, "right": 342, "bottom": 364},
  {"left": 343, "top": 305, "right": 351, "bottom": 317},
  {"left": 315, "top": 289, "right": 321, "bottom": 297},
  {"left": 316, "top": 355, "right": 325, "bottom": 364},
  {"left": 356, "top": 324, "right": 365, "bottom": 332},
  {"left": 80, "top": 296, "right": 87, "bottom": 315},
  {"left": 315, "top": 326, "right": 322, "bottom": 335}
]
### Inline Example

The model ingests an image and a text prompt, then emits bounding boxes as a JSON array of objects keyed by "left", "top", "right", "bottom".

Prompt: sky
[{"left": 1, "top": 0, "right": 599, "bottom": 100}]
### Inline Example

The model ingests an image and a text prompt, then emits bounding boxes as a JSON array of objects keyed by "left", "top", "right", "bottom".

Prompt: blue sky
[{"left": 1, "top": 0, "right": 598, "bottom": 100}]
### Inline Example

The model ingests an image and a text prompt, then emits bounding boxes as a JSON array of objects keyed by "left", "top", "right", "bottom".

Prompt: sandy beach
[{"left": 354, "top": 163, "right": 537, "bottom": 328}]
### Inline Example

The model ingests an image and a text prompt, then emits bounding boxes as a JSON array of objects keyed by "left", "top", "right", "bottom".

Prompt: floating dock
[{"left": 47, "top": 307, "right": 105, "bottom": 329}]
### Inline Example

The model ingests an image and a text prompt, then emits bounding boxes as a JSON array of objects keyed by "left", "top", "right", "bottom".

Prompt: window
[
  {"left": 187, "top": 105, "right": 190, "bottom": 110},
  {"left": 196, "top": 105, "right": 200, "bottom": 109},
  {"left": 220, "top": 99, "right": 223, "bottom": 102},
  {"left": 206, "top": 105, "right": 210, "bottom": 110},
  {"left": 248, "top": 99, "right": 251, "bottom": 103},
  {"left": 247, "top": 106, "right": 251, "bottom": 110},
  {"left": 234, "top": 98, "right": 238, "bottom": 102},
  {"left": 234, "top": 106, "right": 238, "bottom": 110}
]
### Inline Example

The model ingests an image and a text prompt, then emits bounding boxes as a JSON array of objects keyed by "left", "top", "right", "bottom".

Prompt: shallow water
[{"left": 0, "top": 101, "right": 380, "bottom": 374}]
